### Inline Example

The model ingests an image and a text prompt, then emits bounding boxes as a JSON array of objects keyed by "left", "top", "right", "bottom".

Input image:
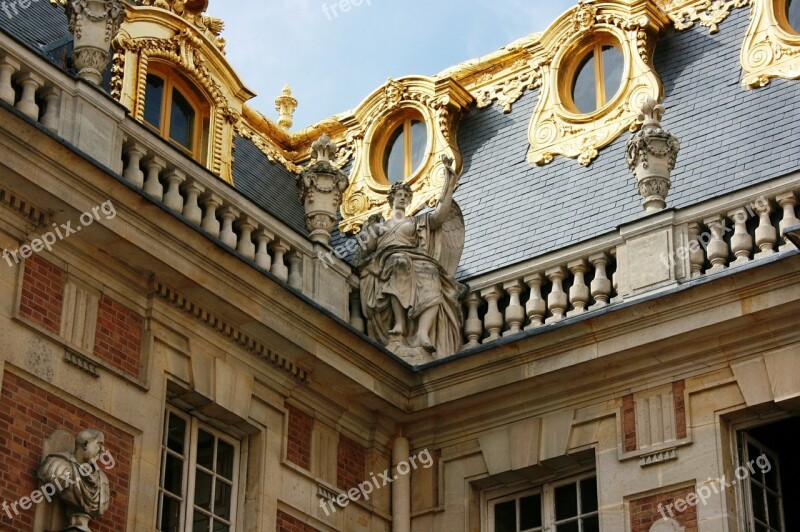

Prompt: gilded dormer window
[
  {"left": 375, "top": 109, "right": 429, "bottom": 185},
  {"left": 565, "top": 39, "right": 624, "bottom": 114}
]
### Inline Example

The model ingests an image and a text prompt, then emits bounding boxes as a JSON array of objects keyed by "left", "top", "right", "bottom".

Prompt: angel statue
[{"left": 358, "top": 155, "right": 465, "bottom": 361}]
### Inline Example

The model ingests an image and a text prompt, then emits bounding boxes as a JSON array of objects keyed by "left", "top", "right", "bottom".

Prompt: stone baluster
[
  {"left": 481, "top": 286, "right": 503, "bottom": 343},
  {"left": 503, "top": 280, "right": 525, "bottom": 337},
  {"left": 545, "top": 266, "right": 567, "bottom": 324},
  {"left": 776, "top": 192, "right": 800, "bottom": 251},
  {"left": 567, "top": 260, "right": 589, "bottom": 317},
  {"left": 463, "top": 292, "right": 483, "bottom": 349},
  {"left": 200, "top": 193, "right": 222, "bottom": 238},
  {"left": 0, "top": 56, "right": 20, "bottom": 105},
  {"left": 181, "top": 181, "right": 205, "bottom": 225},
  {"left": 271, "top": 240, "right": 290, "bottom": 282},
  {"left": 236, "top": 216, "right": 257, "bottom": 261},
  {"left": 122, "top": 141, "right": 146, "bottom": 188},
  {"left": 287, "top": 252, "right": 303, "bottom": 290},
  {"left": 40, "top": 87, "right": 61, "bottom": 131},
  {"left": 754, "top": 201, "right": 776, "bottom": 259},
  {"left": 162, "top": 169, "right": 186, "bottom": 213},
  {"left": 254, "top": 229, "right": 273, "bottom": 271},
  {"left": 142, "top": 156, "right": 165, "bottom": 201},
  {"left": 687, "top": 222, "right": 705, "bottom": 278},
  {"left": 588, "top": 253, "right": 612, "bottom": 309},
  {"left": 703, "top": 215, "right": 728, "bottom": 274},
  {"left": 15, "top": 71, "right": 43, "bottom": 120},
  {"left": 523, "top": 273, "right": 546, "bottom": 330},
  {"left": 727, "top": 208, "right": 752, "bottom": 267},
  {"left": 349, "top": 288, "right": 365, "bottom": 333},
  {"left": 219, "top": 206, "right": 240, "bottom": 249}
]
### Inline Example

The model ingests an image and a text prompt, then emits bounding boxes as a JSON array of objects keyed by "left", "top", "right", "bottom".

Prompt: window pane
[
  {"left": 383, "top": 125, "right": 405, "bottom": 184},
  {"left": 520, "top": 494, "right": 542, "bottom": 530},
  {"left": 555, "top": 521, "right": 579, "bottom": 532},
  {"left": 145, "top": 74, "right": 164, "bottom": 128},
  {"left": 167, "top": 413, "right": 186, "bottom": 455},
  {"left": 212, "top": 521, "right": 230, "bottom": 532},
  {"left": 582, "top": 515, "right": 600, "bottom": 532},
  {"left": 194, "top": 469, "right": 213, "bottom": 511},
  {"left": 572, "top": 52, "right": 597, "bottom": 113},
  {"left": 601, "top": 45, "right": 624, "bottom": 105},
  {"left": 555, "top": 483, "right": 579, "bottom": 520},
  {"left": 752, "top": 485, "right": 767, "bottom": 523},
  {"left": 159, "top": 494, "right": 182, "bottom": 532},
  {"left": 170, "top": 88, "right": 195, "bottom": 149},
  {"left": 192, "top": 512, "right": 211, "bottom": 532},
  {"left": 410, "top": 120, "right": 427, "bottom": 175},
  {"left": 494, "top": 499, "right": 517, "bottom": 532},
  {"left": 162, "top": 453, "right": 184, "bottom": 496},
  {"left": 580, "top": 477, "right": 598, "bottom": 513},
  {"left": 216, "top": 440, "right": 234, "bottom": 480},
  {"left": 196, "top": 430, "right": 215, "bottom": 470},
  {"left": 788, "top": 0, "right": 800, "bottom": 33},
  {"left": 214, "top": 479, "right": 233, "bottom": 520},
  {"left": 766, "top": 491, "right": 781, "bottom": 527}
]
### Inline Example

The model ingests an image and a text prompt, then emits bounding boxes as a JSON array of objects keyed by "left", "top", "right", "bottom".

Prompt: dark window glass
[
  {"left": 383, "top": 125, "right": 405, "bottom": 184},
  {"left": 788, "top": 0, "right": 800, "bottom": 32},
  {"left": 752, "top": 485, "right": 767, "bottom": 523},
  {"left": 212, "top": 521, "right": 229, "bottom": 532},
  {"left": 196, "top": 430, "right": 215, "bottom": 470},
  {"left": 602, "top": 46, "right": 624, "bottom": 103},
  {"left": 160, "top": 494, "right": 182, "bottom": 532},
  {"left": 163, "top": 454, "right": 184, "bottom": 495},
  {"left": 144, "top": 74, "right": 164, "bottom": 128},
  {"left": 519, "top": 494, "right": 542, "bottom": 529},
  {"left": 410, "top": 120, "right": 427, "bottom": 173},
  {"left": 580, "top": 476, "right": 598, "bottom": 513},
  {"left": 214, "top": 479, "right": 233, "bottom": 519},
  {"left": 192, "top": 513, "right": 210, "bottom": 532},
  {"left": 216, "top": 440, "right": 235, "bottom": 480},
  {"left": 167, "top": 413, "right": 186, "bottom": 455},
  {"left": 572, "top": 52, "right": 596, "bottom": 114},
  {"left": 582, "top": 514, "right": 600, "bottom": 532},
  {"left": 170, "top": 88, "right": 195, "bottom": 149},
  {"left": 194, "top": 469, "right": 213, "bottom": 511},
  {"left": 555, "top": 521, "right": 579, "bottom": 532},
  {"left": 555, "top": 483, "right": 578, "bottom": 520},
  {"left": 494, "top": 499, "right": 517, "bottom": 532}
]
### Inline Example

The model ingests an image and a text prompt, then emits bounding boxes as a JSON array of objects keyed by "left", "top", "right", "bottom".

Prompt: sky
[{"left": 207, "top": 0, "right": 577, "bottom": 130}]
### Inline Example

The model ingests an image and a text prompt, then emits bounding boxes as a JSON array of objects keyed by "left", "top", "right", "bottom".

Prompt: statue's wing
[{"left": 435, "top": 200, "right": 465, "bottom": 278}]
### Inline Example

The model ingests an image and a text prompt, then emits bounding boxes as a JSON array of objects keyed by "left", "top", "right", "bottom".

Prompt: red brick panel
[
  {"left": 673, "top": 380, "right": 687, "bottom": 439},
  {"left": 286, "top": 406, "right": 312, "bottom": 470},
  {"left": 630, "top": 485, "right": 698, "bottom": 532},
  {"left": 19, "top": 255, "right": 65, "bottom": 334},
  {"left": 93, "top": 295, "right": 143, "bottom": 378},
  {"left": 276, "top": 510, "right": 319, "bottom": 532},
  {"left": 336, "top": 435, "right": 367, "bottom": 493},
  {"left": 623, "top": 393, "right": 637, "bottom": 452},
  {"left": 0, "top": 372, "right": 133, "bottom": 532}
]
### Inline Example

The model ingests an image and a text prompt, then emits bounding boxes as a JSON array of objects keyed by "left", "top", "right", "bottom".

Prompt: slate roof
[{"left": 0, "top": 0, "right": 73, "bottom": 68}]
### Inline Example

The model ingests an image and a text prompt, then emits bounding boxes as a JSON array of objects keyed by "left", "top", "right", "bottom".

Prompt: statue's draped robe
[
  {"left": 360, "top": 213, "right": 462, "bottom": 357},
  {"left": 39, "top": 453, "right": 110, "bottom": 517}
]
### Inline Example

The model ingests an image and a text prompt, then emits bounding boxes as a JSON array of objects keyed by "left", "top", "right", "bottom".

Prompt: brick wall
[
  {"left": 276, "top": 510, "right": 319, "bottom": 532},
  {"left": 337, "top": 435, "right": 366, "bottom": 494},
  {"left": 0, "top": 372, "right": 132, "bottom": 531},
  {"left": 286, "top": 406, "right": 312, "bottom": 470},
  {"left": 623, "top": 393, "right": 637, "bottom": 452},
  {"left": 19, "top": 255, "right": 65, "bottom": 334},
  {"left": 630, "top": 484, "right": 698, "bottom": 532},
  {"left": 673, "top": 380, "right": 687, "bottom": 439},
  {"left": 93, "top": 295, "right": 143, "bottom": 378}
]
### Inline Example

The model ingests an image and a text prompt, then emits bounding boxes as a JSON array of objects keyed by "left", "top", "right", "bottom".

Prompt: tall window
[
  {"left": 158, "top": 408, "right": 239, "bottom": 532},
  {"left": 378, "top": 111, "right": 428, "bottom": 184},
  {"left": 144, "top": 66, "right": 210, "bottom": 162},
  {"left": 567, "top": 42, "right": 624, "bottom": 114},
  {"left": 741, "top": 433, "right": 785, "bottom": 532},
  {"left": 489, "top": 473, "right": 599, "bottom": 532}
]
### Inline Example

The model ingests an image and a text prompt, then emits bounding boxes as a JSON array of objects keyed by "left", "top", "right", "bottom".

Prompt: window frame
[
  {"left": 156, "top": 406, "right": 241, "bottom": 532},
  {"left": 739, "top": 432, "right": 785, "bottom": 532},
  {"left": 143, "top": 63, "right": 210, "bottom": 163},
  {"left": 370, "top": 107, "right": 430, "bottom": 186},
  {"left": 486, "top": 470, "right": 599, "bottom": 532},
  {"left": 776, "top": 0, "right": 800, "bottom": 36},
  {"left": 559, "top": 35, "right": 626, "bottom": 117}
]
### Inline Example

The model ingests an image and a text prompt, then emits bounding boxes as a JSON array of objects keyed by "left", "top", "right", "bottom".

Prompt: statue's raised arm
[{"left": 430, "top": 154, "right": 457, "bottom": 230}]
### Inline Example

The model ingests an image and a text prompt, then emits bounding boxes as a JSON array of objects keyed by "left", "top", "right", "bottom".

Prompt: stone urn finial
[
  {"left": 51, "top": 0, "right": 126, "bottom": 85},
  {"left": 626, "top": 97, "right": 680, "bottom": 213},
  {"left": 275, "top": 85, "right": 298, "bottom": 131},
  {"left": 297, "top": 135, "right": 349, "bottom": 245}
]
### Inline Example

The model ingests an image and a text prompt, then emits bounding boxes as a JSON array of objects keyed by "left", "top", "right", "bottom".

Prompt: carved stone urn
[
  {"left": 297, "top": 135, "right": 349, "bottom": 245},
  {"left": 626, "top": 97, "right": 680, "bottom": 213},
  {"left": 54, "top": 0, "right": 126, "bottom": 85}
]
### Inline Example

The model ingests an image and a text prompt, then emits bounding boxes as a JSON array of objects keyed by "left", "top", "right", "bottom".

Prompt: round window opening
[
  {"left": 785, "top": 0, "right": 800, "bottom": 33},
  {"left": 379, "top": 112, "right": 428, "bottom": 185},
  {"left": 568, "top": 41, "right": 625, "bottom": 114}
]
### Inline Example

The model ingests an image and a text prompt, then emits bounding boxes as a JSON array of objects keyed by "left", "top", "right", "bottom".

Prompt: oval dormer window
[
  {"left": 374, "top": 109, "right": 428, "bottom": 185},
  {"left": 785, "top": 0, "right": 800, "bottom": 33},
  {"left": 565, "top": 40, "right": 625, "bottom": 114}
]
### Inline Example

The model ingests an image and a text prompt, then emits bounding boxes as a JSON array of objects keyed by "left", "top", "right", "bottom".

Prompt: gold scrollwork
[
  {"left": 741, "top": 0, "right": 800, "bottom": 87},
  {"left": 527, "top": 0, "right": 670, "bottom": 167},
  {"left": 338, "top": 76, "right": 473, "bottom": 233},
  {"left": 669, "top": 0, "right": 750, "bottom": 34}
]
